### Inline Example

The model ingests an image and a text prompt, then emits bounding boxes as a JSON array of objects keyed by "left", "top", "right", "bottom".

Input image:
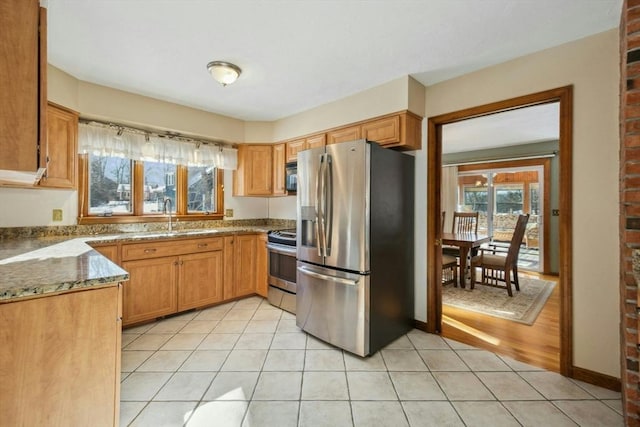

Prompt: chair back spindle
[
  {"left": 505, "top": 214, "right": 530, "bottom": 266},
  {"left": 452, "top": 211, "right": 479, "bottom": 234}
]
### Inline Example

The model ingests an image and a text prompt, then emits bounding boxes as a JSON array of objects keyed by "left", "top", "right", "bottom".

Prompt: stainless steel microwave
[{"left": 285, "top": 162, "right": 297, "bottom": 192}]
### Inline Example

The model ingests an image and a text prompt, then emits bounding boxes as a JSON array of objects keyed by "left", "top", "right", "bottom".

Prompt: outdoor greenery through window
[
  {"left": 78, "top": 121, "right": 234, "bottom": 223},
  {"left": 495, "top": 185, "right": 524, "bottom": 214},
  {"left": 143, "top": 160, "right": 177, "bottom": 214},
  {"left": 81, "top": 155, "right": 224, "bottom": 222},
  {"left": 88, "top": 154, "right": 133, "bottom": 215},
  {"left": 188, "top": 166, "right": 217, "bottom": 213},
  {"left": 463, "top": 186, "right": 488, "bottom": 213}
]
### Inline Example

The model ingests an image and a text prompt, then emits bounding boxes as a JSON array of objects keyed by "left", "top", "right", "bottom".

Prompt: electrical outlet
[
  {"left": 52, "top": 209, "right": 63, "bottom": 222},
  {"left": 225, "top": 209, "right": 234, "bottom": 218}
]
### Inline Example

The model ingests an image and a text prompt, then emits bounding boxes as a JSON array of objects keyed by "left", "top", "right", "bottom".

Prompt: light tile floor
[{"left": 120, "top": 296, "right": 624, "bottom": 427}]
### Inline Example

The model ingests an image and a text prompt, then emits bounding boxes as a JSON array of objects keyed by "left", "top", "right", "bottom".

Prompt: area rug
[{"left": 442, "top": 276, "right": 556, "bottom": 325}]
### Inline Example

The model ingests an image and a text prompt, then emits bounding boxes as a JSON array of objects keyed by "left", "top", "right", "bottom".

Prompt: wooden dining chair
[
  {"left": 443, "top": 211, "right": 480, "bottom": 260},
  {"left": 452, "top": 211, "right": 479, "bottom": 234},
  {"left": 442, "top": 254, "right": 458, "bottom": 286},
  {"left": 440, "top": 211, "right": 459, "bottom": 286},
  {"left": 470, "top": 214, "right": 530, "bottom": 296}
]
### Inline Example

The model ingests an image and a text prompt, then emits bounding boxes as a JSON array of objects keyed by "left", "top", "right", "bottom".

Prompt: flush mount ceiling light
[{"left": 207, "top": 61, "right": 242, "bottom": 86}]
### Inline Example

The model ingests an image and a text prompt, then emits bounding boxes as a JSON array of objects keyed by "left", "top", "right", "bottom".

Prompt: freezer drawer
[{"left": 296, "top": 262, "right": 370, "bottom": 356}]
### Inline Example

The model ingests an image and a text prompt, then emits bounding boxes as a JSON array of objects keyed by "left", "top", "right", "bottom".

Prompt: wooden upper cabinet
[
  {"left": 233, "top": 145, "right": 273, "bottom": 196},
  {"left": 40, "top": 103, "right": 79, "bottom": 189},
  {"left": 306, "top": 133, "right": 326, "bottom": 150},
  {"left": 272, "top": 143, "right": 286, "bottom": 195},
  {"left": 362, "top": 115, "right": 400, "bottom": 145},
  {"left": 325, "top": 112, "right": 422, "bottom": 150},
  {"left": 327, "top": 125, "right": 361, "bottom": 145},
  {"left": 234, "top": 144, "right": 289, "bottom": 196},
  {"left": 285, "top": 139, "right": 306, "bottom": 163},
  {"left": 0, "top": 1, "right": 46, "bottom": 172},
  {"left": 285, "top": 134, "right": 326, "bottom": 162}
]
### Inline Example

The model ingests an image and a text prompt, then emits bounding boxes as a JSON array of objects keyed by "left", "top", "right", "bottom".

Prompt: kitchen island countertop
[{"left": 0, "top": 226, "right": 276, "bottom": 302}]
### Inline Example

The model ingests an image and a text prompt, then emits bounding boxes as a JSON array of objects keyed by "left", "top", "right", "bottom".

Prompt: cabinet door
[
  {"left": 122, "top": 257, "right": 178, "bottom": 325},
  {"left": 247, "top": 145, "right": 273, "bottom": 195},
  {"left": 0, "top": 1, "right": 43, "bottom": 172},
  {"left": 234, "top": 234, "right": 257, "bottom": 297},
  {"left": 306, "top": 133, "right": 326, "bottom": 150},
  {"left": 255, "top": 233, "right": 268, "bottom": 298},
  {"left": 234, "top": 145, "right": 274, "bottom": 196},
  {"left": 223, "top": 236, "right": 236, "bottom": 300},
  {"left": 361, "top": 115, "right": 400, "bottom": 145},
  {"left": 0, "top": 286, "right": 120, "bottom": 427},
  {"left": 272, "top": 143, "right": 286, "bottom": 196},
  {"left": 178, "top": 250, "right": 224, "bottom": 311},
  {"left": 327, "top": 125, "right": 361, "bottom": 145},
  {"left": 285, "top": 139, "right": 306, "bottom": 163},
  {"left": 92, "top": 244, "right": 120, "bottom": 265},
  {"left": 40, "top": 103, "right": 78, "bottom": 188}
]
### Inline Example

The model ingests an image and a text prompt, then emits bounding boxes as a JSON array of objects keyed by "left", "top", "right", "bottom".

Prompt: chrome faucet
[{"left": 163, "top": 197, "right": 173, "bottom": 232}]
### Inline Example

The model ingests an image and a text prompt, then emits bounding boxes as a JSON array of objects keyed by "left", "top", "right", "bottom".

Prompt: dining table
[{"left": 442, "top": 232, "right": 491, "bottom": 288}]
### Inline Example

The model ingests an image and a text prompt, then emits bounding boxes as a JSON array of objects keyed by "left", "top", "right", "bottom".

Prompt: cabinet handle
[
  {"left": 197, "top": 243, "right": 208, "bottom": 248},
  {"left": 144, "top": 248, "right": 157, "bottom": 254}
]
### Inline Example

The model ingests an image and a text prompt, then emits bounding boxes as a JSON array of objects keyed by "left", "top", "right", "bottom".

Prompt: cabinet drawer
[
  {"left": 122, "top": 236, "right": 223, "bottom": 261},
  {"left": 183, "top": 237, "right": 224, "bottom": 253}
]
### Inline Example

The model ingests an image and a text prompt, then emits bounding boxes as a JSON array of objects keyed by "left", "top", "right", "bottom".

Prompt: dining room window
[
  {"left": 495, "top": 184, "right": 524, "bottom": 214},
  {"left": 462, "top": 186, "right": 488, "bottom": 213}
]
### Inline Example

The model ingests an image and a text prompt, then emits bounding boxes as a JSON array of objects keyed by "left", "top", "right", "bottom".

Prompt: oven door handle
[{"left": 266, "top": 243, "right": 297, "bottom": 257}]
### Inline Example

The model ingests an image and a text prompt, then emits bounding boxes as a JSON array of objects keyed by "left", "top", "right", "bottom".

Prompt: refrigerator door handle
[
  {"left": 315, "top": 154, "right": 325, "bottom": 257},
  {"left": 324, "top": 154, "right": 333, "bottom": 256},
  {"left": 297, "top": 265, "right": 360, "bottom": 286},
  {"left": 320, "top": 153, "right": 329, "bottom": 257}
]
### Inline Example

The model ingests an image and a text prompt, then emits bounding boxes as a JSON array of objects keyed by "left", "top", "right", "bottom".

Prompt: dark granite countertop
[{"left": 0, "top": 226, "right": 280, "bottom": 302}]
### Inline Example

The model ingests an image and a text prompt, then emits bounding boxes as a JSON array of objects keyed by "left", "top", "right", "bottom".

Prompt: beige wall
[
  {"left": 418, "top": 29, "right": 620, "bottom": 377},
  {"left": 272, "top": 75, "right": 423, "bottom": 141},
  {"left": 3, "top": 34, "right": 622, "bottom": 379}
]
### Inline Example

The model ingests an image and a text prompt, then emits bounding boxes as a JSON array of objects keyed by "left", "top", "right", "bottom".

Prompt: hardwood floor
[{"left": 441, "top": 271, "right": 560, "bottom": 372}]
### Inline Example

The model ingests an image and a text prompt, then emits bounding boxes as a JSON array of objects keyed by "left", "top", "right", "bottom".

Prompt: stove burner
[{"left": 267, "top": 229, "right": 297, "bottom": 247}]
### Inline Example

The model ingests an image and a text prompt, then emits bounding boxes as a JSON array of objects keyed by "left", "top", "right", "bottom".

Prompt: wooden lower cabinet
[
  {"left": 178, "top": 250, "right": 224, "bottom": 311},
  {"left": 223, "top": 234, "right": 261, "bottom": 299},
  {"left": 0, "top": 285, "right": 122, "bottom": 427},
  {"left": 111, "top": 233, "right": 264, "bottom": 326},
  {"left": 122, "top": 256, "right": 178, "bottom": 325},
  {"left": 234, "top": 234, "right": 258, "bottom": 297},
  {"left": 91, "top": 243, "right": 120, "bottom": 265},
  {"left": 256, "top": 233, "right": 268, "bottom": 297}
]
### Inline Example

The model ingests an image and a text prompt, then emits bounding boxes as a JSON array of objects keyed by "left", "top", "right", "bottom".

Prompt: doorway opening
[
  {"left": 426, "top": 86, "right": 573, "bottom": 376},
  {"left": 454, "top": 160, "right": 551, "bottom": 274}
]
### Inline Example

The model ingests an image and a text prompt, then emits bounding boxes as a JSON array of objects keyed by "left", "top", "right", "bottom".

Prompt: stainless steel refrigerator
[{"left": 296, "top": 139, "right": 414, "bottom": 357}]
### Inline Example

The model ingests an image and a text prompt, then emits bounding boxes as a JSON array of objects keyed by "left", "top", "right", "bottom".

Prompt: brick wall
[{"left": 622, "top": 0, "right": 640, "bottom": 424}]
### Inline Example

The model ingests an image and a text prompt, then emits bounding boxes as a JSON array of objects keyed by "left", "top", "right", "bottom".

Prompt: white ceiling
[
  {"left": 442, "top": 103, "right": 560, "bottom": 154},
  {"left": 47, "top": 0, "right": 621, "bottom": 122}
]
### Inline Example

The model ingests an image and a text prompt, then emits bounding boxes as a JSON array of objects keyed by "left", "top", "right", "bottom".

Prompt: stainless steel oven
[{"left": 266, "top": 230, "right": 297, "bottom": 313}]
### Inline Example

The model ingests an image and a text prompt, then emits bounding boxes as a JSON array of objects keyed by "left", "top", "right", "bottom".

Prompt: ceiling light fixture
[{"left": 207, "top": 61, "right": 242, "bottom": 86}]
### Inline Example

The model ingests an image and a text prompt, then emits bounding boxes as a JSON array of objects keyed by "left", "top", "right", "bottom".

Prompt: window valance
[{"left": 78, "top": 122, "right": 237, "bottom": 169}]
